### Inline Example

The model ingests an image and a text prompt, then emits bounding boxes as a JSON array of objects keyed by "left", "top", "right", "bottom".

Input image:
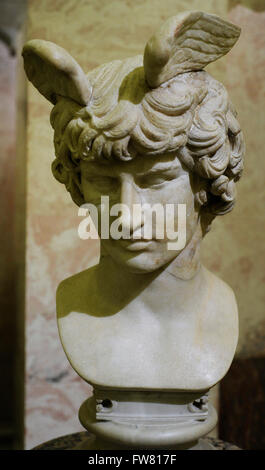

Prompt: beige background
[{"left": 24, "top": 0, "right": 265, "bottom": 448}]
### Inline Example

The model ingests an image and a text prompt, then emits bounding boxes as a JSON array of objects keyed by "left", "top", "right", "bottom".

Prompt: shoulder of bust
[{"left": 201, "top": 265, "right": 238, "bottom": 310}]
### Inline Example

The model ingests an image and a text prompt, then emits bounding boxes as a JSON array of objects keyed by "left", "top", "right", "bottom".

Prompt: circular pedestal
[
  {"left": 33, "top": 432, "right": 241, "bottom": 450},
  {"left": 78, "top": 396, "right": 217, "bottom": 450}
]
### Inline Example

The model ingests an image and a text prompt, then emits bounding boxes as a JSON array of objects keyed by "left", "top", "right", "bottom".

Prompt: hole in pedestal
[
  {"left": 192, "top": 399, "right": 203, "bottom": 410},
  {"left": 101, "top": 399, "right": 113, "bottom": 409}
]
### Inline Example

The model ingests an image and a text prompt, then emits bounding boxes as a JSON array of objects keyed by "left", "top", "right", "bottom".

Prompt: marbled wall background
[
  {"left": 0, "top": 38, "right": 16, "bottom": 443},
  {"left": 25, "top": 0, "right": 265, "bottom": 448},
  {"left": 0, "top": 0, "right": 27, "bottom": 449}
]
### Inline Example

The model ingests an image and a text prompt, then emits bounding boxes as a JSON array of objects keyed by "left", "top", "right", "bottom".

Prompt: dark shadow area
[
  {"left": 0, "top": 0, "right": 27, "bottom": 450},
  {"left": 219, "top": 357, "right": 265, "bottom": 450},
  {"left": 118, "top": 66, "right": 148, "bottom": 104}
]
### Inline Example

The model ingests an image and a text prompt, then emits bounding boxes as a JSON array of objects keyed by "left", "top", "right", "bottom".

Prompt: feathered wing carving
[
  {"left": 144, "top": 11, "right": 241, "bottom": 88},
  {"left": 22, "top": 39, "right": 92, "bottom": 105}
]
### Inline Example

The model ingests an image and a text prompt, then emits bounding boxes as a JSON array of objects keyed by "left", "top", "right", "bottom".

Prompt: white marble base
[{"left": 78, "top": 390, "right": 217, "bottom": 450}]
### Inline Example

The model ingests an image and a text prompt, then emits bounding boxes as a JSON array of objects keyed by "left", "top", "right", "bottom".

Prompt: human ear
[{"left": 22, "top": 39, "right": 92, "bottom": 106}]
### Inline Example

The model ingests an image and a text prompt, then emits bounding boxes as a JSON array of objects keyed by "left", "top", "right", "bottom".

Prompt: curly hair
[{"left": 50, "top": 55, "right": 244, "bottom": 232}]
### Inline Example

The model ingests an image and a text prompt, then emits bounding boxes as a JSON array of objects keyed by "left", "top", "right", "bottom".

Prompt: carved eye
[
  {"left": 136, "top": 174, "right": 163, "bottom": 188},
  {"left": 136, "top": 172, "right": 177, "bottom": 188}
]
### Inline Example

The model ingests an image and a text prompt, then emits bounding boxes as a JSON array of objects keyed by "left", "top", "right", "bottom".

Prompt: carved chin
[
  {"left": 114, "top": 254, "right": 173, "bottom": 274},
  {"left": 101, "top": 240, "right": 184, "bottom": 273}
]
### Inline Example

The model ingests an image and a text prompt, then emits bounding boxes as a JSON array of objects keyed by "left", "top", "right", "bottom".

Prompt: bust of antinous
[{"left": 23, "top": 10, "right": 244, "bottom": 444}]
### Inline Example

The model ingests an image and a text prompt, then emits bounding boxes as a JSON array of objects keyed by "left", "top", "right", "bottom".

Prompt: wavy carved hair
[{"left": 50, "top": 55, "right": 245, "bottom": 233}]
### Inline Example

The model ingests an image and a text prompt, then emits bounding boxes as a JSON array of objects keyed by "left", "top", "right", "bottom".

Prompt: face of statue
[{"left": 80, "top": 151, "right": 201, "bottom": 273}]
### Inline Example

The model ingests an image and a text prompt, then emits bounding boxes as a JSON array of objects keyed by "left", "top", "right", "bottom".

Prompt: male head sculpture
[
  {"left": 23, "top": 11, "right": 244, "bottom": 272},
  {"left": 23, "top": 11, "right": 245, "bottom": 449}
]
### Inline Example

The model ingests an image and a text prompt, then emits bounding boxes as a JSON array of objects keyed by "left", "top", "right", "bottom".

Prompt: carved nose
[{"left": 119, "top": 175, "right": 143, "bottom": 235}]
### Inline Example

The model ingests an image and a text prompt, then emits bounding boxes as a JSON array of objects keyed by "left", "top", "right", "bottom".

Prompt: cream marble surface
[{"left": 57, "top": 264, "right": 238, "bottom": 391}]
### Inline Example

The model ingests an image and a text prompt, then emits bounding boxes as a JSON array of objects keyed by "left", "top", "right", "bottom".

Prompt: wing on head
[
  {"left": 144, "top": 11, "right": 241, "bottom": 88},
  {"left": 22, "top": 39, "right": 92, "bottom": 105},
  {"left": 22, "top": 39, "right": 93, "bottom": 207}
]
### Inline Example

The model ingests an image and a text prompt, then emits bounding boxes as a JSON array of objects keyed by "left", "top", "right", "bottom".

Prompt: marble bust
[{"left": 23, "top": 11, "right": 245, "bottom": 449}]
